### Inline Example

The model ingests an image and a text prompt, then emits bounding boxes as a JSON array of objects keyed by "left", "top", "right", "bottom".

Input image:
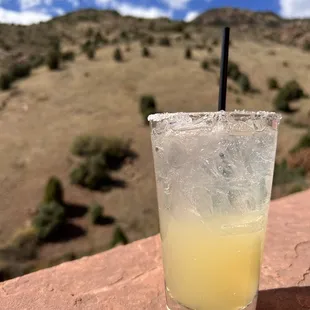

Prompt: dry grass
[{"left": 0, "top": 39, "right": 309, "bottom": 265}]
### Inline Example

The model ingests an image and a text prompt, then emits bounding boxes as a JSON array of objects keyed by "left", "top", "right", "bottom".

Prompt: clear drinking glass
[{"left": 148, "top": 111, "right": 281, "bottom": 310}]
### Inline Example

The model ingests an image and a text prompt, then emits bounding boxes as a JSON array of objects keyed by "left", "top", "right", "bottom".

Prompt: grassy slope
[{"left": 0, "top": 39, "right": 309, "bottom": 263}]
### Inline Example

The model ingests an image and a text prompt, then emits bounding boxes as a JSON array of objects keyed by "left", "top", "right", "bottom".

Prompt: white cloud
[
  {"left": 113, "top": 2, "right": 172, "bottom": 19},
  {"left": 54, "top": 7, "right": 65, "bottom": 15},
  {"left": 19, "top": 0, "right": 53, "bottom": 10},
  {"left": 161, "top": 0, "right": 192, "bottom": 10},
  {"left": 95, "top": 0, "right": 111, "bottom": 6},
  {"left": 19, "top": 0, "right": 41, "bottom": 10},
  {"left": 280, "top": 0, "right": 310, "bottom": 18},
  {"left": 184, "top": 10, "right": 199, "bottom": 22},
  {"left": 67, "top": 0, "right": 80, "bottom": 7},
  {"left": 0, "top": 7, "right": 51, "bottom": 24}
]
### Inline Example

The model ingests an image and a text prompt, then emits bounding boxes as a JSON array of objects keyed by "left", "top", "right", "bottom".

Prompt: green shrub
[
  {"left": 84, "top": 170, "right": 110, "bottom": 190},
  {"left": 62, "top": 51, "right": 75, "bottom": 62},
  {"left": 29, "top": 54, "right": 45, "bottom": 68},
  {"left": 70, "top": 134, "right": 132, "bottom": 189},
  {"left": 71, "top": 135, "right": 106, "bottom": 157},
  {"left": 0, "top": 73, "right": 12, "bottom": 90},
  {"left": 86, "top": 27, "right": 94, "bottom": 38},
  {"left": 142, "top": 46, "right": 150, "bottom": 57},
  {"left": 201, "top": 60, "right": 209, "bottom": 70},
  {"left": 227, "top": 61, "right": 241, "bottom": 81},
  {"left": 89, "top": 203, "right": 103, "bottom": 224},
  {"left": 185, "top": 47, "right": 192, "bottom": 59},
  {"left": 282, "top": 61, "right": 289, "bottom": 67},
  {"left": 46, "top": 50, "right": 60, "bottom": 70},
  {"left": 61, "top": 252, "right": 77, "bottom": 262},
  {"left": 43, "top": 176, "right": 64, "bottom": 204},
  {"left": 120, "top": 31, "right": 128, "bottom": 40},
  {"left": 284, "top": 80, "right": 304, "bottom": 100},
  {"left": 273, "top": 96, "right": 290, "bottom": 112},
  {"left": 236, "top": 97, "right": 242, "bottom": 105},
  {"left": 111, "top": 38, "right": 119, "bottom": 45},
  {"left": 230, "top": 86, "right": 239, "bottom": 94},
  {"left": 273, "top": 160, "right": 306, "bottom": 185},
  {"left": 184, "top": 32, "right": 191, "bottom": 40},
  {"left": 288, "top": 184, "right": 304, "bottom": 194},
  {"left": 195, "top": 44, "right": 205, "bottom": 50},
  {"left": 211, "top": 58, "right": 220, "bottom": 66},
  {"left": 142, "top": 108, "right": 156, "bottom": 125},
  {"left": 8, "top": 227, "right": 38, "bottom": 260},
  {"left": 273, "top": 80, "right": 305, "bottom": 112},
  {"left": 140, "top": 95, "right": 156, "bottom": 113},
  {"left": 113, "top": 48, "right": 123, "bottom": 62},
  {"left": 70, "top": 163, "right": 88, "bottom": 185},
  {"left": 0, "top": 261, "right": 30, "bottom": 282},
  {"left": 140, "top": 95, "right": 157, "bottom": 125},
  {"left": 238, "top": 73, "right": 251, "bottom": 93},
  {"left": 49, "top": 36, "right": 61, "bottom": 53},
  {"left": 173, "top": 21, "right": 185, "bottom": 32},
  {"left": 84, "top": 156, "right": 110, "bottom": 190},
  {"left": 290, "top": 131, "right": 310, "bottom": 153},
  {"left": 94, "top": 31, "right": 108, "bottom": 46},
  {"left": 104, "top": 138, "right": 131, "bottom": 169},
  {"left": 10, "top": 62, "right": 31, "bottom": 80},
  {"left": 148, "top": 20, "right": 155, "bottom": 31},
  {"left": 70, "top": 156, "right": 110, "bottom": 190},
  {"left": 32, "top": 202, "right": 65, "bottom": 241},
  {"left": 303, "top": 41, "right": 310, "bottom": 51},
  {"left": 144, "top": 35, "right": 154, "bottom": 45},
  {"left": 159, "top": 36, "right": 171, "bottom": 47},
  {"left": 81, "top": 40, "right": 92, "bottom": 53},
  {"left": 110, "top": 226, "right": 128, "bottom": 248},
  {"left": 207, "top": 46, "right": 213, "bottom": 53},
  {"left": 72, "top": 134, "right": 131, "bottom": 163},
  {"left": 212, "top": 38, "right": 219, "bottom": 46},
  {"left": 86, "top": 46, "right": 96, "bottom": 60},
  {"left": 267, "top": 77, "right": 279, "bottom": 90},
  {"left": 88, "top": 153, "right": 107, "bottom": 171}
]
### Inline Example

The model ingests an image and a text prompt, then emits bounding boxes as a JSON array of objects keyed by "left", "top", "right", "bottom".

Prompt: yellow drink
[
  {"left": 148, "top": 111, "right": 280, "bottom": 309},
  {"left": 161, "top": 210, "right": 266, "bottom": 310}
]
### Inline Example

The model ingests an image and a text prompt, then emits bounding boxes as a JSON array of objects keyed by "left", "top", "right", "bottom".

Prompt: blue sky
[{"left": 0, "top": 0, "right": 309, "bottom": 25}]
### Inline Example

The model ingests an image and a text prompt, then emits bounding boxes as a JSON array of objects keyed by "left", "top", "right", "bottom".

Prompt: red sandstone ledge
[{"left": 1, "top": 191, "right": 310, "bottom": 310}]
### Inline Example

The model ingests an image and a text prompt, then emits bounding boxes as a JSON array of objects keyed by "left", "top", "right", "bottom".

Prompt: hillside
[
  {"left": 2, "top": 8, "right": 310, "bottom": 69},
  {"left": 194, "top": 8, "right": 310, "bottom": 47},
  {"left": 0, "top": 8, "right": 310, "bottom": 281}
]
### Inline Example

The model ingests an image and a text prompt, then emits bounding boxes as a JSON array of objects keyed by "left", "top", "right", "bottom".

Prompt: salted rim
[{"left": 148, "top": 110, "right": 282, "bottom": 123}]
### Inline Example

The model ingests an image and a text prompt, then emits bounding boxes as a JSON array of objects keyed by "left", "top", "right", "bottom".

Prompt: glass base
[{"left": 166, "top": 288, "right": 258, "bottom": 310}]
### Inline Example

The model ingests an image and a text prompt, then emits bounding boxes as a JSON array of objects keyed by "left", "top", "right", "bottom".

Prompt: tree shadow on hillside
[
  {"left": 72, "top": 174, "right": 127, "bottom": 193},
  {"left": 286, "top": 107, "right": 300, "bottom": 113},
  {"left": 47, "top": 223, "right": 86, "bottom": 243},
  {"left": 249, "top": 87, "right": 261, "bottom": 94},
  {"left": 96, "top": 215, "right": 115, "bottom": 225},
  {"left": 65, "top": 203, "right": 88, "bottom": 218},
  {"left": 100, "top": 178, "right": 127, "bottom": 192},
  {"left": 257, "top": 286, "right": 310, "bottom": 310},
  {"left": 106, "top": 149, "right": 139, "bottom": 171}
]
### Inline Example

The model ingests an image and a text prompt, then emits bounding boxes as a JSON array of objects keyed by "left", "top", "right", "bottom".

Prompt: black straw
[{"left": 218, "top": 27, "right": 230, "bottom": 111}]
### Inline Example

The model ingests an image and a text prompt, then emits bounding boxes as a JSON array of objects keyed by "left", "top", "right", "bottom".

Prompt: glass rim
[{"left": 148, "top": 110, "right": 282, "bottom": 124}]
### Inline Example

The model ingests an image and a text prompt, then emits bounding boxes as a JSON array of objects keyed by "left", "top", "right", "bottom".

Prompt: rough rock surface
[{"left": 0, "top": 191, "right": 310, "bottom": 310}]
